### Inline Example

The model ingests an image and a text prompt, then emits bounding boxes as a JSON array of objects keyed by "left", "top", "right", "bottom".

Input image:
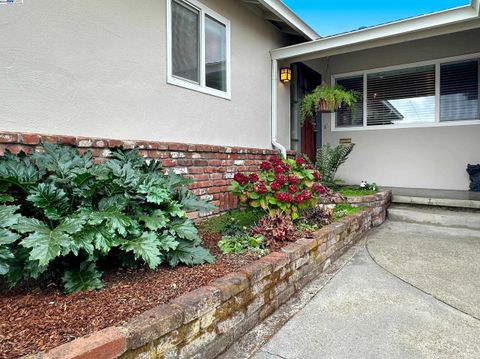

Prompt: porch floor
[{"left": 386, "top": 187, "right": 480, "bottom": 209}]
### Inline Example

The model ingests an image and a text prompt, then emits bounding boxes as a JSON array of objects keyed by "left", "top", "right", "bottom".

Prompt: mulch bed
[{"left": 0, "top": 232, "right": 260, "bottom": 359}]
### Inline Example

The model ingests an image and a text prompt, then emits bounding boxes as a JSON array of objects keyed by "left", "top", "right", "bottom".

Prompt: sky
[{"left": 282, "top": 0, "right": 471, "bottom": 36}]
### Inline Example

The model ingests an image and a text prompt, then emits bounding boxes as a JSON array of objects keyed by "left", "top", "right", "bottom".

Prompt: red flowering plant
[{"left": 229, "top": 155, "right": 329, "bottom": 220}]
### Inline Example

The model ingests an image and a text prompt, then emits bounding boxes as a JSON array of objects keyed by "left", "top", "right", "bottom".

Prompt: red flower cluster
[
  {"left": 255, "top": 182, "right": 268, "bottom": 194},
  {"left": 260, "top": 161, "right": 272, "bottom": 170},
  {"left": 288, "top": 184, "right": 298, "bottom": 194},
  {"left": 295, "top": 189, "right": 312, "bottom": 204},
  {"left": 295, "top": 157, "right": 306, "bottom": 165},
  {"left": 233, "top": 173, "right": 249, "bottom": 185},
  {"left": 275, "top": 174, "right": 287, "bottom": 185},
  {"left": 313, "top": 171, "right": 321, "bottom": 180},
  {"left": 269, "top": 155, "right": 282, "bottom": 166},
  {"left": 275, "top": 192, "right": 294, "bottom": 203},
  {"left": 248, "top": 173, "right": 259, "bottom": 182},
  {"left": 287, "top": 175, "right": 299, "bottom": 184},
  {"left": 271, "top": 181, "right": 282, "bottom": 191}
]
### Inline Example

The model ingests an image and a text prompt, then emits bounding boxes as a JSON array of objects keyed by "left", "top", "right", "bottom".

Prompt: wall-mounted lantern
[{"left": 280, "top": 67, "right": 292, "bottom": 83}]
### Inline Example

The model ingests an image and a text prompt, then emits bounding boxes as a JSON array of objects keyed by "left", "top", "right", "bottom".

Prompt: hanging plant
[{"left": 300, "top": 83, "right": 360, "bottom": 126}]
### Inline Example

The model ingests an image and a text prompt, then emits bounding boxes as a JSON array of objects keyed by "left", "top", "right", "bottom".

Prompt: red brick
[
  {"left": 162, "top": 159, "right": 177, "bottom": 167},
  {"left": 41, "top": 135, "right": 58, "bottom": 144},
  {"left": 45, "top": 327, "right": 126, "bottom": 359},
  {"left": 21, "top": 134, "right": 41, "bottom": 145},
  {"left": 58, "top": 135, "right": 77, "bottom": 146},
  {"left": 0, "top": 133, "right": 19, "bottom": 143},
  {"left": 107, "top": 139, "right": 123, "bottom": 148}
]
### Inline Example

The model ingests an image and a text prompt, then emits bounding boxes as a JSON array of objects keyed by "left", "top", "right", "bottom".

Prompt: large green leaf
[
  {"left": 62, "top": 261, "right": 103, "bottom": 293},
  {"left": 0, "top": 205, "right": 22, "bottom": 228},
  {"left": 27, "top": 183, "right": 70, "bottom": 219},
  {"left": 88, "top": 209, "right": 132, "bottom": 237},
  {"left": 0, "top": 246, "right": 14, "bottom": 275},
  {"left": 171, "top": 219, "right": 200, "bottom": 241},
  {"left": 178, "top": 187, "right": 216, "bottom": 214},
  {"left": 167, "top": 240, "right": 214, "bottom": 267},
  {"left": 121, "top": 232, "right": 162, "bottom": 269},
  {"left": 16, "top": 218, "right": 78, "bottom": 266},
  {"left": 140, "top": 210, "right": 169, "bottom": 231}
]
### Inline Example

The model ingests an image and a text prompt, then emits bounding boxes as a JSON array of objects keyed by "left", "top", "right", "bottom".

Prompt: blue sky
[{"left": 282, "top": 0, "right": 471, "bottom": 36}]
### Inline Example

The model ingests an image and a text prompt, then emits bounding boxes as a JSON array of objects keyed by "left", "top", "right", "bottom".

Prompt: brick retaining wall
[
  {"left": 26, "top": 190, "right": 391, "bottom": 359},
  {"left": 0, "top": 131, "right": 293, "bottom": 216}
]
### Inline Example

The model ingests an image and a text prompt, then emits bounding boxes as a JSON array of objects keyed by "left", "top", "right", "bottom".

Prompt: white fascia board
[
  {"left": 271, "top": 5, "right": 478, "bottom": 60},
  {"left": 258, "top": 0, "right": 319, "bottom": 40}
]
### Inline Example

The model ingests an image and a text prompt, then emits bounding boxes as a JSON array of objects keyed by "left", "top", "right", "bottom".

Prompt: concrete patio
[{"left": 247, "top": 219, "right": 480, "bottom": 359}]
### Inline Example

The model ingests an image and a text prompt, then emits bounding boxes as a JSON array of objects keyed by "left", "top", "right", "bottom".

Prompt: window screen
[
  {"left": 367, "top": 66, "right": 436, "bottom": 126},
  {"left": 336, "top": 76, "right": 364, "bottom": 127},
  {"left": 440, "top": 59, "right": 479, "bottom": 122},
  {"left": 172, "top": 0, "right": 200, "bottom": 83}
]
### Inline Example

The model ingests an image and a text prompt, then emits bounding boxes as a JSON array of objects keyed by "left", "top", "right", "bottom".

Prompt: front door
[{"left": 291, "top": 63, "right": 322, "bottom": 162}]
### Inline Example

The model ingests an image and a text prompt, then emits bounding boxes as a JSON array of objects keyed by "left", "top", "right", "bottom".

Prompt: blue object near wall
[{"left": 467, "top": 164, "right": 480, "bottom": 192}]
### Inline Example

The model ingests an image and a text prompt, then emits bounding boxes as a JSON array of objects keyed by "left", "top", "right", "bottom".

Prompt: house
[{"left": 0, "top": 0, "right": 479, "bottom": 198}]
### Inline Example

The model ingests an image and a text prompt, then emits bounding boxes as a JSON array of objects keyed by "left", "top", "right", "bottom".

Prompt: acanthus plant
[
  {"left": 0, "top": 144, "right": 215, "bottom": 293},
  {"left": 228, "top": 155, "right": 329, "bottom": 219}
]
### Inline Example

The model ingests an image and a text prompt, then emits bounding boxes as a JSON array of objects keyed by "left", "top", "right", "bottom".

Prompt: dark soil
[{"left": 0, "top": 232, "right": 259, "bottom": 359}]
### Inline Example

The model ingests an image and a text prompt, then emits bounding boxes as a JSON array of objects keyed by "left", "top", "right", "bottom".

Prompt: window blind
[
  {"left": 367, "top": 65, "right": 436, "bottom": 126},
  {"left": 440, "top": 59, "right": 479, "bottom": 122},
  {"left": 336, "top": 76, "right": 363, "bottom": 127},
  {"left": 172, "top": 0, "right": 200, "bottom": 83}
]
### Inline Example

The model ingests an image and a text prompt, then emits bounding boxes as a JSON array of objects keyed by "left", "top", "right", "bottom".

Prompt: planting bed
[{"left": 3, "top": 191, "right": 391, "bottom": 359}]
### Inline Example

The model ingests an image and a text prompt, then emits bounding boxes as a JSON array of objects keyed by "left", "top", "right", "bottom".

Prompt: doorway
[{"left": 290, "top": 63, "right": 322, "bottom": 162}]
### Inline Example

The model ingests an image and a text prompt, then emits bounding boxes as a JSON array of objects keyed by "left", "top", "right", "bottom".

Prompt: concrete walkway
[{"left": 252, "top": 221, "right": 480, "bottom": 359}]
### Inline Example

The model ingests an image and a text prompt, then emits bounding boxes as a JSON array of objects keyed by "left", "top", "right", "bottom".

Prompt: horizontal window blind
[
  {"left": 367, "top": 65, "right": 436, "bottom": 126},
  {"left": 440, "top": 59, "right": 479, "bottom": 122},
  {"left": 336, "top": 76, "right": 363, "bottom": 127}
]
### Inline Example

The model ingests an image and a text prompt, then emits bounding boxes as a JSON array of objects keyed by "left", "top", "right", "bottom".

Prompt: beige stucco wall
[
  {"left": 301, "top": 29, "right": 480, "bottom": 190},
  {"left": 0, "top": 0, "right": 292, "bottom": 149}
]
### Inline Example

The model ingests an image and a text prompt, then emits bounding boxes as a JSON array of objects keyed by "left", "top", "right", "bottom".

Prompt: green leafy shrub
[
  {"left": 338, "top": 185, "right": 378, "bottom": 197},
  {"left": 0, "top": 144, "right": 215, "bottom": 292},
  {"left": 218, "top": 234, "right": 268, "bottom": 256},
  {"left": 315, "top": 144, "right": 355, "bottom": 188},
  {"left": 229, "top": 156, "right": 329, "bottom": 220}
]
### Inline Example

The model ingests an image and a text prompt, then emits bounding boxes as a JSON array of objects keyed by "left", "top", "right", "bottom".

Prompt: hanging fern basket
[{"left": 318, "top": 99, "right": 340, "bottom": 113}]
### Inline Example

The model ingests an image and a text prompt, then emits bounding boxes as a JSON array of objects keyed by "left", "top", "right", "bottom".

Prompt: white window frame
[
  {"left": 166, "top": 0, "right": 231, "bottom": 100},
  {"left": 331, "top": 52, "right": 480, "bottom": 131}
]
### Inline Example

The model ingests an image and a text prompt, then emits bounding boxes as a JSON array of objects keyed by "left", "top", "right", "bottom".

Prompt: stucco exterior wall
[
  {"left": 303, "top": 29, "right": 480, "bottom": 190},
  {"left": 0, "top": 0, "right": 291, "bottom": 149}
]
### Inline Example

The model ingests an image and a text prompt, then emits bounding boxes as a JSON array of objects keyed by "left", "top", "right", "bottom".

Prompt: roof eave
[
  {"left": 257, "top": 0, "right": 319, "bottom": 40},
  {"left": 271, "top": 3, "right": 480, "bottom": 60}
]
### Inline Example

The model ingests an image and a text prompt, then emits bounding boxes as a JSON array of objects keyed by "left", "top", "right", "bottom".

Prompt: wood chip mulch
[{"left": 0, "top": 233, "right": 260, "bottom": 359}]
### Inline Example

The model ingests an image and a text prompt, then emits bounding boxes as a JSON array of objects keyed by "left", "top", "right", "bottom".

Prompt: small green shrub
[
  {"left": 229, "top": 156, "right": 329, "bottom": 220},
  {"left": 315, "top": 144, "right": 355, "bottom": 188},
  {"left": 218, "top": 234, "right": 268, "bottom": 256},
  {"left": 251, "top": 212, "right": 299, "bottom": 247},
  {"left": 0, "top": 144, "right": 215, "bottom": 292}
]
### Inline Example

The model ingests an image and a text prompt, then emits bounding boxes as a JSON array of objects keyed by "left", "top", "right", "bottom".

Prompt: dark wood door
[{"left": 296, "top": 63, "right": 322, "bottom": 162}]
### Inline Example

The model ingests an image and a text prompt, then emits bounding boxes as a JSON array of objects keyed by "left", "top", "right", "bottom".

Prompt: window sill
[
  {"left": 167, "top": 76, "right": 231, "bottom": 101},
  {"left": 332, "top": 119, "right": 480, "bottom": 132}
]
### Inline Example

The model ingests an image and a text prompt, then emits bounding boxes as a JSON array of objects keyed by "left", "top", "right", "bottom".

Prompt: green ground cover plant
[
  {"left": 0, "top": 144, "right": 215, "bottom": 293},
  {"left": 338, "top": 186, "right": 378, "bottom": 197},
  {"left": 333, "top": 203, "right": 366, "bottom": 221}
]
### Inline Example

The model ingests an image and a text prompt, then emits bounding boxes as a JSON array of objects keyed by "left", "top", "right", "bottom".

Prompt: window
[
  {"left": 367, "top": 66, "right": 436, "bottom": 126},
  {"left": 441, "top": 59, "right": 479, "bottom": 122},
  {"left": 167, "top": 0, "right": 230, "bottom": 98},
  {"left": 333, "top": 55, "right": 480, "bottom": 130},
  {"left": 336, "top": 76, "right": 363, "bottom": 127}
]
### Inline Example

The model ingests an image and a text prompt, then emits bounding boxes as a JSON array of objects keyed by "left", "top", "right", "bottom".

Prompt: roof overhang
[
  {"left": 241, "top": 0, "right": 319, "bottom": 40},
  {"left": 271, "top": 1, "right": 480, "bottom": 61}
]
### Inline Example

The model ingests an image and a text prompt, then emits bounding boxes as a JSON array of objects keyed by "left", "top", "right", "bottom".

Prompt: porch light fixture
[{"left": 280, "top": 67, "right": 292, "bottom": 83}]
